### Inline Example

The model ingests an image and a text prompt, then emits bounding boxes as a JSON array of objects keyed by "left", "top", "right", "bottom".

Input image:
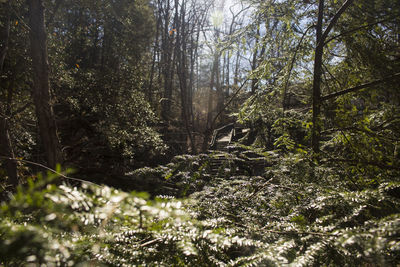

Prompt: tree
[
  {"left": 0, "top": 0, "right": 18, "bottom": 187},
  {"left": 28, "top": 0, "right": 63, "bottom": 169},
  {"left": 42, "top": 0, "right": 167, "bottom": 175},
  {"left": 311, "top": 0, "right": 325, "bottom": 154},
  {"left": 150, "top": 0, "right": 213, "bottom": 153},
  {"left": 311, "top": 0, "right": 354, "bottom": 154}
]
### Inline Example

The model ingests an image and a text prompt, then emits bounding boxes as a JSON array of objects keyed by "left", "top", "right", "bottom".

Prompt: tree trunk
[
  {"left": 0, "top": 0, "right": 18, "bottom": 188},
  {"left": 311, "top": 0, "right": 354, "bottom": 154},
  {"left": 161, "top": 0, "right": 174, "bottom": 120},
  {"left": 0, "top": 110, "right": 17, "bottom": 187},
  {"left": 207, "top": 52, "right": 218, "bottom": 129},
  {"left": 0, "top": 0, "right": 11, "bottom": 73},
  {"left": 28, "top": 0, "right": 63, "bottom": 169},
  {"left": 148, "top": 13, "right": 161, "bottom": 105},
  {"left": 215, "top": 54, "right": 223, "bottom": 123},
  {"left": 202, "top": 51, "right": 218, "bottom": 152},
  {"left": 311, "top": 0, "right": 324, "bottom": 154},
  {"left": 226, "top": 51, "right": 230, "bottom": 95},
  {"left": 233, "top": 50, "right": 240, "bottom": 87},
  {"left": 251, "top": 26, "right": 260, "bottom": 94},
  {"left": 176, "top": 0, "right": 195, "bottom": 153}
]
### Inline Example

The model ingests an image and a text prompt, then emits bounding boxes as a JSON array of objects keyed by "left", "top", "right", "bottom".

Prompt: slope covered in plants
[{"left": 1, "top": 145, "right": 400, "bottom": 266}]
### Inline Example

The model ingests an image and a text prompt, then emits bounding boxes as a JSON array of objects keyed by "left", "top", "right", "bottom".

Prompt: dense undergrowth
[{"left": 1, "top": 148, "right": 400, "bottom": 266}]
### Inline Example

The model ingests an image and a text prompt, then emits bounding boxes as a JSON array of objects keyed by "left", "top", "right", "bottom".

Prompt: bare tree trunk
[
  {"left": 0, "top": 1, "right": 10, "bottom": 71},
  {"left": 226, "top": 51, "right": 230, "bottom": 95},
  {"left": 28, "top": 0, "right": 63, "bottom": 169},
  {"left": 222, "top": 49, "right": 226, "bottom": 88},
  {"left": 215, "top": 54, "right": 223, "bottom": 122},
  {"left": 189, "top": 27, "right": 198, "bottom": 129},
  {"left": 0, "top": 106, "right": 17, "bottom": 187},
  {"left": 311, "top": 0, "right": 324, "bottom": 154},
  {"left": 207, "top": 51, "right": 218, "bottom": 129},
  {"left": 0, "top": 0, "right": 18, "bottom": 187},
  {"left": 161, "top": 0, "right": 173, "bottom": 119},
  {"left": 202, "top": 50, "right": 218, "bottom": 152},
  {"left": 0, "top": 97, "right": 18, "bottom": 188},
  {"left": 176, "top": 0, "right": 195, "bottom": 153},
  {"left": 233, "top": 49, "right": 240, "bottom": 87},
  {"left": 251, "top": 26, "right": 260, "bottom": 94},
  {"left": 188, "top": 33, "right": 194, "bottom": 124},
  {"left": 148, "top": 14, "right": 161, "bottom": 104}
]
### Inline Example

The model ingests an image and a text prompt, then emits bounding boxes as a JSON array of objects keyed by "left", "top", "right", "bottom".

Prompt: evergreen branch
[
  {"left": 324, "top": 15, "right": 400, "bottom": 45},
  {"left": 321, "top": 157, "right": 400, "bottom": 171},
  {"left": 322, "top": 126, "right": 400, "bottom": 141},
  {"left": 260, "top": 228, "right": 339, "bottom": 237},
  {"left": 231, "top": 220, "right": 339, "bottom": 238},
  {"left": 283, "top": 24, "right": 315, "bottom": 110},
  {"left": 321, "top": 73, "right": 400, "bottom": 101}
]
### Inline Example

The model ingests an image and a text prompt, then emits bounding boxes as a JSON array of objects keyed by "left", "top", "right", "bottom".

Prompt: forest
[{"left": 0, "top": 0, "right": 400, "bottom": 265}]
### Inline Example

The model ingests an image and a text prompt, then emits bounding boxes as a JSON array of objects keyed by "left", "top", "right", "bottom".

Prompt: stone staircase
[
  {"left": 207, "top": 122, "right": 282, "bottom": 178},
  {"left": 209, "top": 123, "right": 250, "bottom": 151}
]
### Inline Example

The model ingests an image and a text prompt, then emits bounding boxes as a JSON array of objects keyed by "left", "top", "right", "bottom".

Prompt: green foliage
[
  {"left": 190, "top": 152, "right": 400, "bottom": 266},
  {"left": 0, "top": 0, "right": 165, "bottom": 179},
  {"left": 2, "top": 147, "right": 400, "bottom": 266},
  {"left": 45, "top": 0, "right": 166, "bottom": 169},
  {"left": 237, "top": 0, "right": 400, "bottom": 186},
  {"left": 0, "top": 173, "right": 261, "bottom": 266},
  {"left": 2, "top": 0, "right": 400, "bottom": 265},
  {"left": 128, "top": 154, "right": 213, "bottom": 197}
]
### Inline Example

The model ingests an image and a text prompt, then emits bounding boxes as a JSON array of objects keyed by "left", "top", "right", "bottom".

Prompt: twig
[
  {"left": 261, "top": 228, "right": 338, "bottom": 237},
  {"left": 234, "top": 221, "right": 339, "bottom": 237},
  {"left": 0, "top": 156, "right": 98, "bottom": 186},
  {"left": 139, "top": 238, "right": 162, "bottom": 247},
  {"left": 10, "top": 6, "right": 31, "bottom": 31}
]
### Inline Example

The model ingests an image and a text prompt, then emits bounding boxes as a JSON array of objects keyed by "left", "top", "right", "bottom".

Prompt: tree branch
[
  {"left": 283, "top": 25, "right": 315, "bottom": 110},
  {"left": 210, "top": 78, "right": 249, "bottom": 129},
  {"left": 324, "top": 15, "right": 400, "bottom": 46},
  {"left": 321, "top": 73, "right": 400, "bottom": 101},
  {"left": 0, "top": 156, "right": 98, "bottom": 185},
  {"left": 320, "top": 0, "right": 355, "bottom": 44},
  {"left": 321, "top": 157, "right": 400, "bottom": 171}
]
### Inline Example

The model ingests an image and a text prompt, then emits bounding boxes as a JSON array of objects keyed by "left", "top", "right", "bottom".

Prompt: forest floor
[{"left": 1, "top": 142, "right": 399, "bottom": 266}]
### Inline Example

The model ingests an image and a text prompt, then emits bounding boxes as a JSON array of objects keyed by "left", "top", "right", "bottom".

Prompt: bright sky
[{"left": 211, "top": 0, "right": 252, "bottom": 28}]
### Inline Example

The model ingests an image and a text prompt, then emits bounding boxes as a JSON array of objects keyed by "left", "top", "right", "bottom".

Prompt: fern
[{"left": 1, "top": 151, "right": 400, "bottom": 265}]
